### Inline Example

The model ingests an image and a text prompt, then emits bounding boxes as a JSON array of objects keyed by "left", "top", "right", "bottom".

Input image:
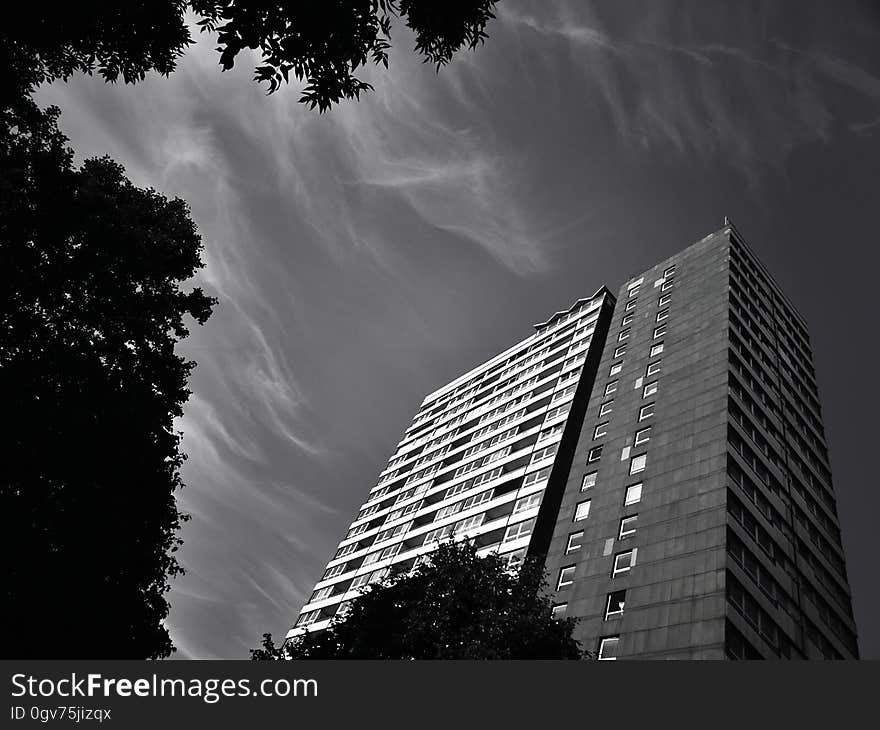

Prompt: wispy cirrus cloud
[
  {"left": 503, "top": 0, "right": 880, "bottom": 175},
  {"left": 35, "top": 13, "right": 562, "bottom": 657}
]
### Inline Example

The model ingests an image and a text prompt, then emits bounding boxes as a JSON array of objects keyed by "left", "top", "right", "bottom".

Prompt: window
[
  {"left": 650, "top": 342, "right": 664, "bottom": 357},
  {"left": 562, "top": 354, "right": 585, "bottom": 370},
  {"left": 594, "top": 422, "right": 609, "bottom": 439},
  {"left": 619, "top": 515, "right": 638, "bottom": 539},
  {"left": 357, "top": 503, "right": 380, "bottom": 519},
  {"left": 374, "top": 522, "right": 410, "bottom": 543},
  {"left": 544, "top": 404, "right": 569, "bottom": 422},
  {"left": 625, "top": 298, "right": 638, "bottom": 311},
  {"left": 538, "top": 424, "right": 563, "bottom": 442},
  {"left": 643, "top": 381, "right": 658, "bottom": 397},
  {"left": 566, "top": 531, "right": 585, "bottom": 553},
  {"left": 551, "top": 603, "right": 568, "bottom": 620},
  {"left": 311, "top": 585, "right": 334, "bottom": 602},
  {"left": 599, "top": 400, "right": 614, "bottom": 416},
  {"left": 638, "top": 403, "right": 655, "bottom": 421},
  {"left": 335, "top": 543, "right": 358, "bottom": 559},
  {"left": 613, "top": 549, "right": 636, "bottom": 576},
  {"left": 581, "top": 471, "right": 597, "bottom": 490},
  {"left": 574, "top": 499, "right": 592, "bottom": 521},
  {"left": 296, "top": 610, "right": 321, "bottom": 628},
  {"left": 658, "top": 293, "right": 671, "bottom": 307},
  {"left": 605, "top": 590, "right": 626, "bottom": 619},
  {"left": 605, "top": 380, "right": 618, "bottom": 395},
  {"left": 627, "top": 283, "right": 641, "bottom": 297},
  {"left": 552, "top": 385, "right": 576, "bottom": 403},
  {"left": 347, "top": 523, "right": 369, "bottom": 539},
  {"left": 656, "top": 308, "right": 669, "bottom": 322},
  {"left": 423, "top": 525, "right": 453, "bottom": 545},
  {"left": 598, "top": 636, "right": 620, "bottom": 660},
  {"left": 661, "top": 279, "right": 674, "bottom": 292},
  {"left": 322, "top": 563, "right": 347, "bottom": 580},
  {"left": 513, "top": 493, "right": 541, "bottom": 514},
  {"left": 348, "top": 573, "right": 371, "bottom": 591},
  {"left": 629, "top": 454, "right": 647, "bottom": 475},
  {"left": 435, "top": 502, "right": 463, "bottom": 521},
  {"left": 557, "top": 566, "right": 576, "bottom": 589},
  {"left": 462, "top": 489, "right": 492, "bottom": 510},
  {"left": 587, "top": 446, "right": 603, "bottom": 462},
  {"left": 624, "top": 483, "right": 642, "bottom": 506},
  {"left": 445, "top": 483, "right": 472, "bottom": 502},
  {"left": 386, "top": 500, "right": 420, "bottom": 523},
  {"left": 531, "top": 443, "right": 558, "bottom": 463},
  {"left": 663, "top": 265, "right": 676, "bottom": 278},
  {"left": 573, "top": 325, "right": 592, "bottom": 341},
  {"left": 523, "top": 467, "right": 550, "bottom": 487},
  {"left": 618, "top": 328, "right": 631, "bottom": 342},
  {"left": 634, "top": 427, "right": 651, "bottom": 446},
  {"left": 609, "top": 361, "right": 623, "bottom": 376},
  {"left": 653, "top": 324, "right": 667, "bottom": 338},
  {"left": 614, "top": 344, "right": 628, "bottom": 357},
  {"left": 646, "top": 360, "right": 661, "bottom": 376},
  {"left": 621, "top": 313, "right": 633, "bottom": 327},
  {"left": 454, "top": 514, "right": 485, "bottom": 535},
  {"left": 503, "top": 519, "right": 534, "bottom": 543}
]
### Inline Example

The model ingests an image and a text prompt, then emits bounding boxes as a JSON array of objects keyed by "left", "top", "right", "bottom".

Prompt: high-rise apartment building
[
  {"left": 287, "top": 287, "right": 617, "bottom": 639},
  {"left": 543, "top": 224, "right": 858, "bottom": 659},
  {"left": 287, "top": 223, "right": 859, "bottom": 659}
]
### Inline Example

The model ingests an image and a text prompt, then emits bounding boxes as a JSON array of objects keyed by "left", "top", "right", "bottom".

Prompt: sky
[{"left": 37, "top": 0, "right": 880, "bottom": 659}]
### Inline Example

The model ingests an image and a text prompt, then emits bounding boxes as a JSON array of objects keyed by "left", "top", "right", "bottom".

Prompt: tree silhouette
[
  {"left": 0, "top": 0, "right": 499, "bottom": 658},
  {"left": 1, "top": 1, "right": 498, "bottom": 110},
  {"left": 251, "top": 541, "right": 588, "bottom": 660},
  {"left": 0, "top": 95, "right": 215, "bottom": 658}
]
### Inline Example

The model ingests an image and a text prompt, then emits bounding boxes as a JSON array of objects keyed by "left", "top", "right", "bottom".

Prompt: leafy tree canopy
[
  {"left": 0, "top": 95, "right": 215, "bottom": 658},
  {"left": 251, "top": 541, "right": 588, "bottom": 660},
  {"left": 1, "top": 0, "right": 498, "bottom": 110}
]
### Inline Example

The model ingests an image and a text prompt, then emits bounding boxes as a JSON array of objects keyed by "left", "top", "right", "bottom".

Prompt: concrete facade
[
  {"left": 287, "top": 288, "right": 616, "bottom": 640},
  {"left": 542, "top": 225, "right": 859, "bottom": 659}
]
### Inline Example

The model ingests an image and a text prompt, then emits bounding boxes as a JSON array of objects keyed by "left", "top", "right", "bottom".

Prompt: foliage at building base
[{"left": 252, "top": 541, "right": 590, "bottom": 660}]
